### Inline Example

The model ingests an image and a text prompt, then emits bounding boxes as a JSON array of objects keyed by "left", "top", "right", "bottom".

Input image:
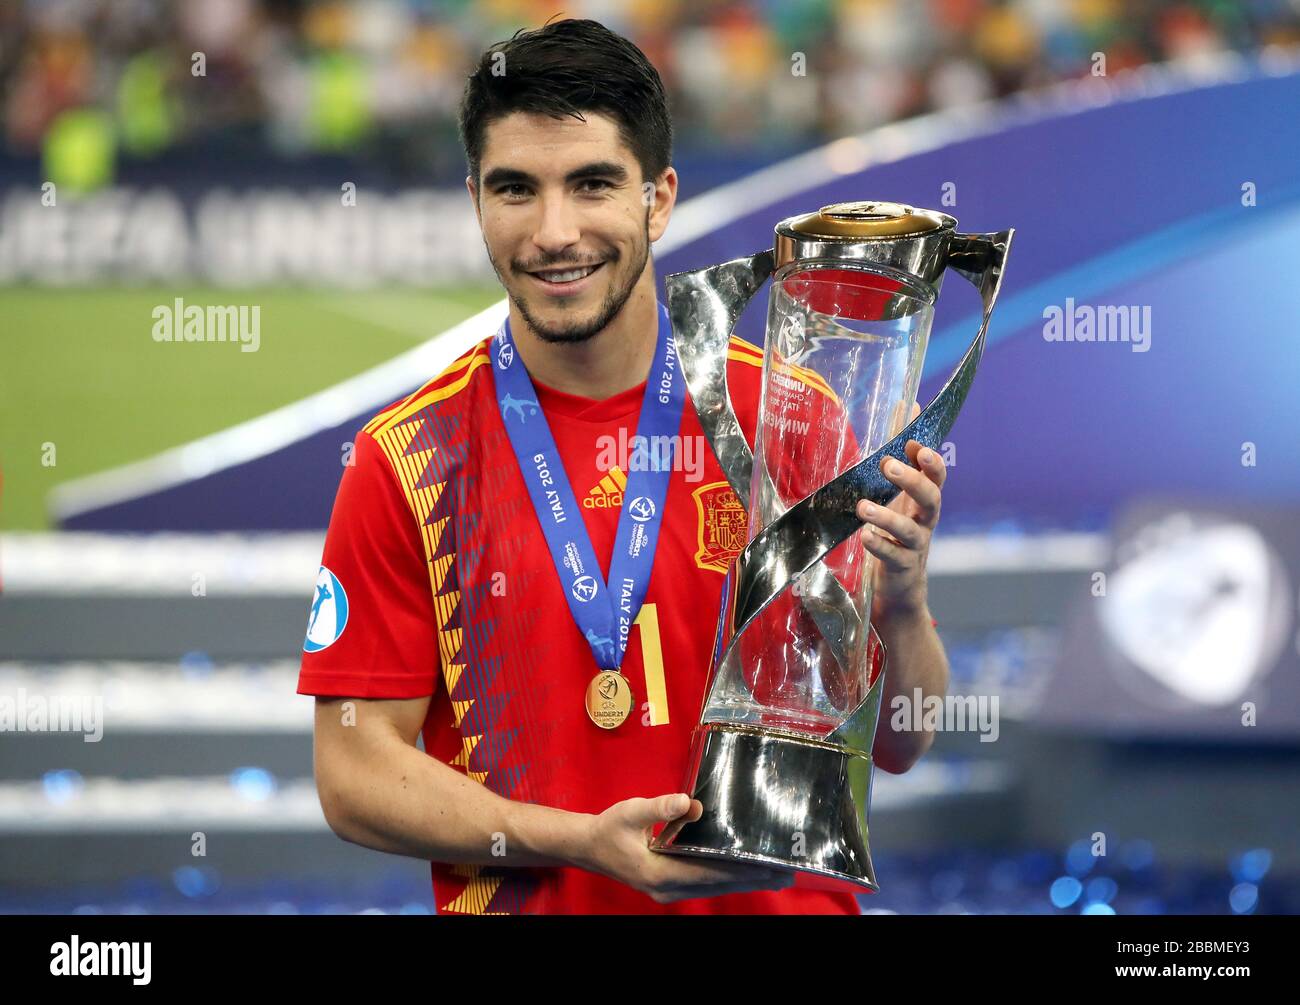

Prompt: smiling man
[{"left": 299, "top": 18, "right": 951, "bottom": 914}]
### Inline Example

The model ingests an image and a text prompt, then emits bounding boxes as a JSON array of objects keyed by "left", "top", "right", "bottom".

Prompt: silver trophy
[{"left": 651, "top": 202, "right": 1013, "bottom": 892}]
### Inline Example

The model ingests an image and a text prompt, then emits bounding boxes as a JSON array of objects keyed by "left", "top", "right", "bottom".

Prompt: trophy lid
[
  {"left": 773, "top": 201, "right": 956, "bottom": 277},
  {"left": 784, "top": 201, "right": 946, "bottom": 239}
]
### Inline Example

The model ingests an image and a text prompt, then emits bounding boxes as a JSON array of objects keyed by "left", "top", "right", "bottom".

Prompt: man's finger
[
  {"left": 860, "top": 522, "right": 911, "bottom": 569},
  {"left": 655, "top": 798, "right": 703, "bottom": 846},
  {"left": 906, "top": 439, "right": 948, "bottom": 490},
  {"left": 624, "top": 793, "right": 691, "bottom": 829},
  {"left": 857, "top": 500, "right": 925, "bottom": 550},
  {"left": 880, "top": 454, "right": 941, "bottom": 525}
]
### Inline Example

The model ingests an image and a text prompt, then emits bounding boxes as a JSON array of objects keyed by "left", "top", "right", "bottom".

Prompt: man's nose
[{"left": 531, "top": 192, "right": 582, "bottom": 257}]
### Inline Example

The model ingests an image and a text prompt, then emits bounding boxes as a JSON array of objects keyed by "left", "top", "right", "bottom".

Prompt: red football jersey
[{"left": 297, "top": 327, "right": 867, "bottom": 914}]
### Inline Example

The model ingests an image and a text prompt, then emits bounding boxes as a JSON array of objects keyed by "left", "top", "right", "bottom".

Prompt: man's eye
[
  {"left": 578, "top": 179, "right": 612, "bottom": 193},
  {"left": 498, "top": 184, "right": 530, "bottom": 198}
]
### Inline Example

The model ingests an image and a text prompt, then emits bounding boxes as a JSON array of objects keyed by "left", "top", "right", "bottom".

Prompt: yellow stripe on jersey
[
  {"left": 366, "top": 402, "right": 469, "bottom": 724},
  {"left": 368, "top": 402, "right": 497, "bottom": 863},
  {"left": 365, "top": 343, "right": 492, "bottom": 437},
  {"left": 727, "top": 333, "right": 764, "bottom": 370},
  {"left": 727, "top": 349, "right": 763, "bottom": 368},
  {"left": 442, "top": 870, "right": 507, "bottom": 914}
]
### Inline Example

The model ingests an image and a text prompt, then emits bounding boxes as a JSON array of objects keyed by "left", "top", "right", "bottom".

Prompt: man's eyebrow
[
  {"left": 565, "top": 161, "right": 629, "bottom": 183},
  {"left": 482, "top": 167, "right": 538, "bottom": 189},
  {"left": 481, "top": 161, "right": 630, "bottom": 191}
]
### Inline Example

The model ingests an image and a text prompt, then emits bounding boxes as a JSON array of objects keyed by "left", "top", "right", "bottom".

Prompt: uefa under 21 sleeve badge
[{"left": 303, "top": 566, "right": 349, "bottom": 653}]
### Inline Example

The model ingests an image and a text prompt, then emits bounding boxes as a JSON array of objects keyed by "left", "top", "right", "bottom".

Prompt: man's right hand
[
  {"left": 314, "top": 697, "right": 795, "bottom": 903},
  {"left": 578, "top": 793, "right": 795, "bottom": 904}
]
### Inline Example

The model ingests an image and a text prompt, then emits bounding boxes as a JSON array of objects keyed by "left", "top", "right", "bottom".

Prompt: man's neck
[{"left": 508, "top": 276, "right": 659, "bottom": 400}]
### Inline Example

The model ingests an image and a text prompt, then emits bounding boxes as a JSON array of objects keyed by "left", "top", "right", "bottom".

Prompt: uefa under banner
[{"left": 37, "top": 57, "right": 1300, "bottom": 537}]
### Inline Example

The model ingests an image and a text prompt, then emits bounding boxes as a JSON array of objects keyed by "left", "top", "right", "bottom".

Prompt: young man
[{"left": 298, "top": 18, "right": 950, "bottom": 914}]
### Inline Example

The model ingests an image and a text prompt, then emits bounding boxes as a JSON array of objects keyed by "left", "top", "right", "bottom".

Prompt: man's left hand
[{"left": 855, "top": 404, "right": 946, "bottom": 621}]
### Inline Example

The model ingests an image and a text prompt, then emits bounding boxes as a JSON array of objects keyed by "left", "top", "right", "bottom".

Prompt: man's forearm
[
  {"left": 318, "top": 729, "right": 594, "bottom": 869},
  {"left": 870, "top": 600, "right": 950, "bottom": 773}
]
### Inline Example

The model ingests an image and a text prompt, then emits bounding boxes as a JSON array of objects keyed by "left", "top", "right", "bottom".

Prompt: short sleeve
[{"left": 297, "top": 429, "right": 440, "bottom": 699}]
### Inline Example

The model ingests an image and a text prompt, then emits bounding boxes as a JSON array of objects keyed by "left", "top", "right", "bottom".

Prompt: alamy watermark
[
  {"left": 594, "top": 429, "right": 706, "bottom": 483},
  {"left": 889, "top": 687, "right": 999, "bottom": 743},
  {"left": 0, "top": 689, "right": 103, "bottom": 742},
  {"left": 151, "top": 297, "right": 260, "bottom": 352},
  {"left": 50, "top": 936, "right": 150, "bottom": 984},
  {"left": 1042, "top": 297, "right": 1150, "bottom": 353}
]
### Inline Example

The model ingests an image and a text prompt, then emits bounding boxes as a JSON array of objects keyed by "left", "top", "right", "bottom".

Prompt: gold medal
[{"left": 585, "top": 670, "right": 635, "bottom": 730}]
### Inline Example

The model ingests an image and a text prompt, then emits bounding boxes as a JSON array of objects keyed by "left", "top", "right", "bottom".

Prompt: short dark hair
[{"left": 458, "top": 18, "right": 672, "bottom": 186}]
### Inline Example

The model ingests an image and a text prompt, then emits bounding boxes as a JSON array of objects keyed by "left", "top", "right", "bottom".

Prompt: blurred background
[{"left": 2, "top": 0, "right": 1299, "bottom": 915}]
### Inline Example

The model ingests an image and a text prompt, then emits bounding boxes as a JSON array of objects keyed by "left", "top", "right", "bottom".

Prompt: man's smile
[{"left": 522, "top": 261, "right": 607, "bottom": 296}]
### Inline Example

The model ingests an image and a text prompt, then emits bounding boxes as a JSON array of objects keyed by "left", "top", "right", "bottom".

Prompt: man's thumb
[{"left": 655, "top": 793, "right": 690, "bottom": 822}]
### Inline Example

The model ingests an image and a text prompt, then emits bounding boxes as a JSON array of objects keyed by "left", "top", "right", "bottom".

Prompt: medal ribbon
[{"left": 492, "top": 301, "right": 683, "bottom": 670}]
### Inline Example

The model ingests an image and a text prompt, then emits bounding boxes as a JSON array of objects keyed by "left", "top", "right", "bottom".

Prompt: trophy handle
[
  {"left": 728, "top": 229, "right": 1015, "bottom": 646},
  {"left": 668, "top": 249, "right": 865, "bottom": 677},
  {"left": 665, "top": 250, "right": 774, "bottom": 509}
]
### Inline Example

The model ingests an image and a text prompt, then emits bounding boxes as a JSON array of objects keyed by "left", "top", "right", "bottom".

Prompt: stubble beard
[{"left": 492, "top": 220, "right": 650, "bottom": 346}]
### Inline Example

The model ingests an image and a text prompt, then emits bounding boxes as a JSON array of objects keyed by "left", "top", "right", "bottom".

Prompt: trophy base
[{"left": 650, "top": 722, "right": 878, "bottom": 893}]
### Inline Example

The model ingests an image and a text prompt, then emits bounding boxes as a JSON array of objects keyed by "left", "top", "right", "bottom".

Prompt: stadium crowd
[{"left": 2, "top": 0, "right": 1298, "bottom": 186}]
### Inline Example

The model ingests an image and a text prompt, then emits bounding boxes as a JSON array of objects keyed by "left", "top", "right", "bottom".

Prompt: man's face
[{"left": 469, "top": 110, "right": 674, "bottom": 343}]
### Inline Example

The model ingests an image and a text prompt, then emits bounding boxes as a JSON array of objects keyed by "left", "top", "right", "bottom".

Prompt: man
[{"left": 298, "top": 18, "right": 950, "bottom": 914}]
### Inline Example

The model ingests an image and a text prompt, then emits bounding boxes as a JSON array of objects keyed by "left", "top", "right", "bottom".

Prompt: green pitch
[{"left": 0, "top": 284, "right": 502, "bottom": 530}]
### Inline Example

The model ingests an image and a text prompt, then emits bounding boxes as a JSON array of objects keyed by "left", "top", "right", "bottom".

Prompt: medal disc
[{"left": 586, "top": 671, "right": 635, "bottom": 729}]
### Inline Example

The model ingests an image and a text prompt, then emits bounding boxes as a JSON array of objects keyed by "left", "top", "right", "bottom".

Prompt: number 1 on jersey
[{"left": 636, "top": 603, "right": 669, "bottom": 726}]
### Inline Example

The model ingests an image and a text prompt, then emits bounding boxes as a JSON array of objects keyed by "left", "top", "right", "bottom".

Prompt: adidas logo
[{"left": 584, "top": 466, "right": 627, "bottom": 509}]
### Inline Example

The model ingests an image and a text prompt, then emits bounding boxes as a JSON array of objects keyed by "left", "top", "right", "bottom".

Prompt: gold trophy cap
[{"left": 784, "top": 200, "right": 945, "bottom": 239}]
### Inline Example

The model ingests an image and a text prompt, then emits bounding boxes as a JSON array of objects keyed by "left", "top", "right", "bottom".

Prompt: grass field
[{"left": 1, "top": 284, "right": 502, "bottom": 529}]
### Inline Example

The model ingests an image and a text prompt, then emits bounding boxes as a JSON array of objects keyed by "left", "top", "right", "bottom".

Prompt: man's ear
[
  {"left": 646, "top": 166, "right": 678, "bottom": 244},
  {"left": 465, "top": 175, "right": 481, "bottom": 227}
]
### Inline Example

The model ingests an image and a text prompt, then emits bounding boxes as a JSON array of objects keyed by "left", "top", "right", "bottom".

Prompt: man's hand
[
  {"left": 577, "top": 793, "right": 794, "bottom": 904},
  {"left": 856, "top": 403, "right": 946, "bottom": 621}
]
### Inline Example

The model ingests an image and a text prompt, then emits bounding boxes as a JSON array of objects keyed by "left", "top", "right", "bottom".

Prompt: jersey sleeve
[{"left": 297, "top": 429, "right": 440, "bottom": 699}]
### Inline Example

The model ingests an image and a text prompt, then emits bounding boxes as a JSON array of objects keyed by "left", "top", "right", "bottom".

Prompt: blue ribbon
[{"left": 492, "top": 302, "right": 684, "bottom": 670}]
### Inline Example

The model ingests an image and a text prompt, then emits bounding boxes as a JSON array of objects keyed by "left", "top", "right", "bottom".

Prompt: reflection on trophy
[{"left": 651, "top": 202, "right": 1014, "bottom": 892}]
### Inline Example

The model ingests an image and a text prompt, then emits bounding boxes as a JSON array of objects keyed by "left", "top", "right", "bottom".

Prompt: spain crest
[{"left": 692, "top": 481, "right": 748, "bottom": 573}]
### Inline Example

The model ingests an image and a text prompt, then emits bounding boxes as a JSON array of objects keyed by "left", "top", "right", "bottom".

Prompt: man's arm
[
  {"left": 856, "top": 432, "right": 952, "bottom": 774},
  {"left": 312, "top": 695, "right": 794, "bottom": 902},
  {"left": 313, "top": 695, "right": 585, "bottom": 866},
  {"left": 868, "top": 602, "right": 949, "bottom": 774}
]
